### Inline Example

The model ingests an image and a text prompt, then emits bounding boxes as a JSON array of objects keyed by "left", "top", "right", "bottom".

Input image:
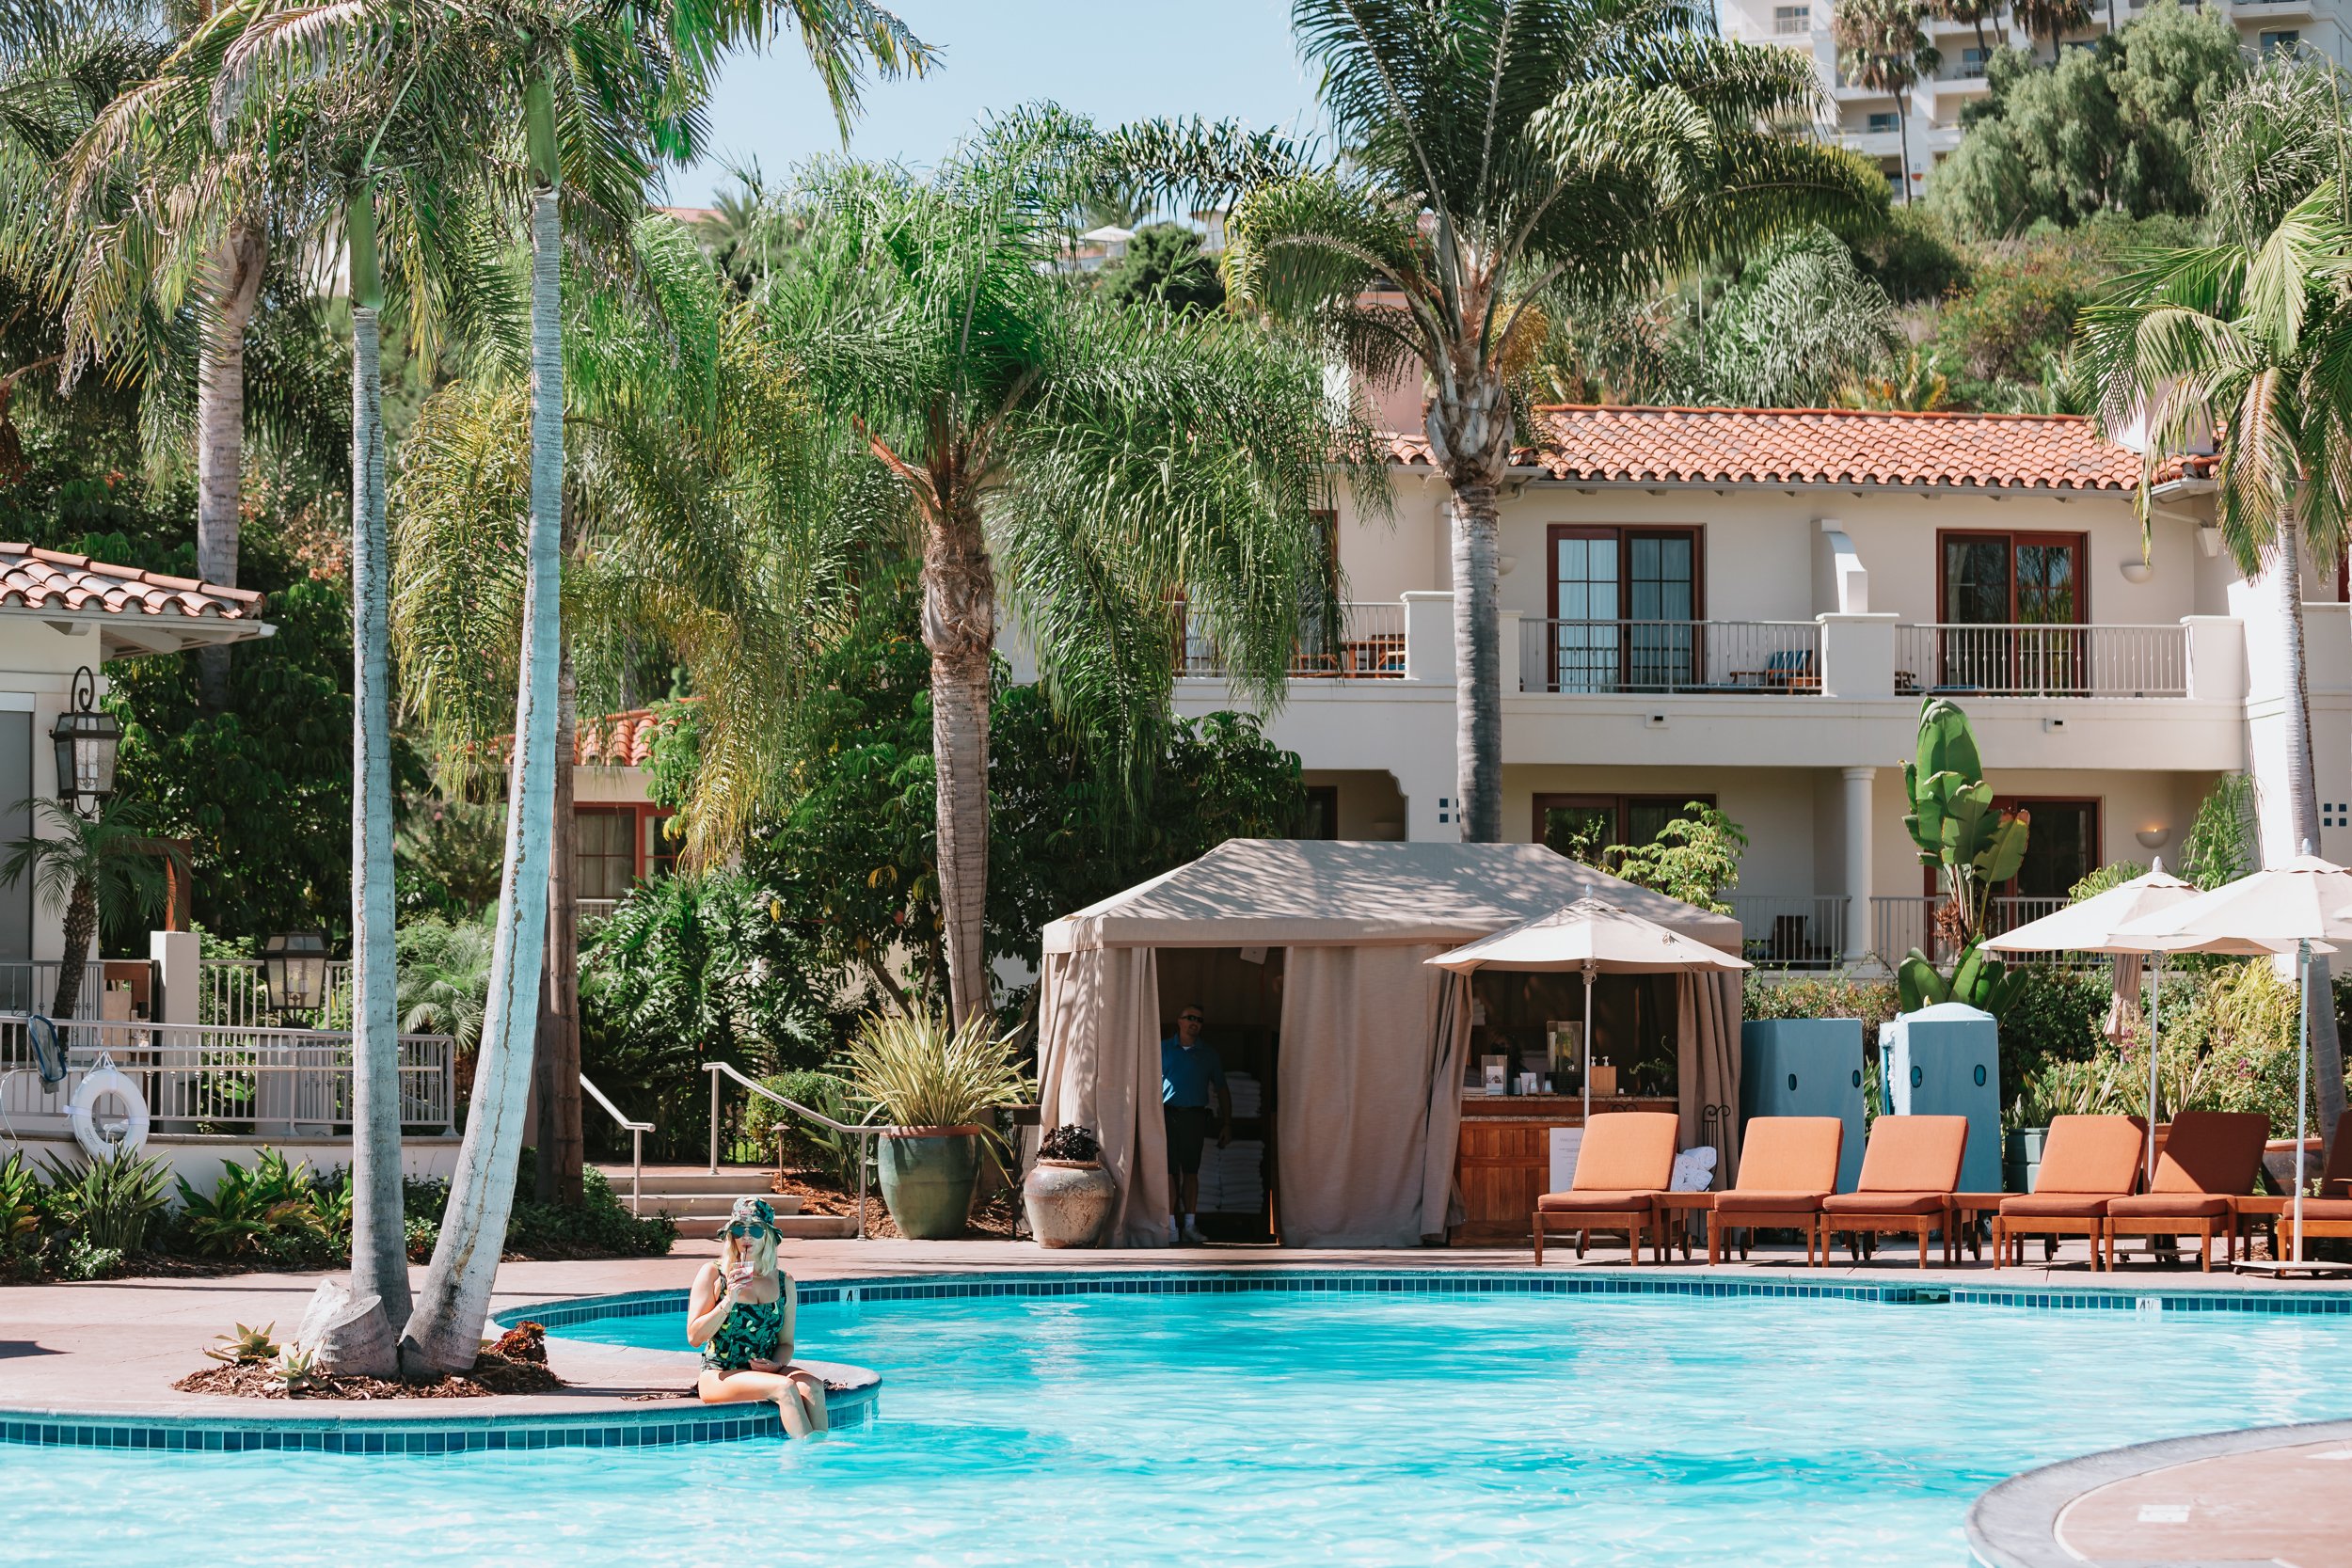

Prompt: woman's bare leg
[
  {"left": 698, "top": 1368, "right": 815, "bottom": 1438},
  {"left": 787, "top": 1369, "right": 830, "bottom": 1433}
]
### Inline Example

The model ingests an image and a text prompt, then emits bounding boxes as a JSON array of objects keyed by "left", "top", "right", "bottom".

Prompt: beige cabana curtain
[
  {"left": 1420, "top": 972, "right": 1471, "bottom": 1242},
  {"left": 1277, "top": 943, "right": 1458, "bottom": 1246},
  {"left": 1037, "top": 944, "right": 1168, "bottom": 1246},
  {"left": 1677, "top": 970, "right": 1744, "bottom": 1186}
]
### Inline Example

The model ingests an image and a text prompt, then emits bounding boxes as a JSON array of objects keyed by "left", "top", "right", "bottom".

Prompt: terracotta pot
[
  {"left": 1024, "top": 1159, "right": 1115, "bottom": 1248},
  {"left": 878, "top": 1129, "right": 982, "bottom": 1240}
]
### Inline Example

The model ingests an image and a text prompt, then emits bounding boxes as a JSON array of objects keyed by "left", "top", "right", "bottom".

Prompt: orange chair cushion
[
  {"left": 1734, "top": 1117, "right": 1843, "bottom": 1196},
  {"left": 1853, "top": 1117, "right": 1967, "bottom": 1195},
  {"left": 1997, "top": 1194, "right": 2111, "bottom": 1219},
  {"left": 1538, "top": 1190, "right": 1659, "bottom": 1213},
  {"left": 1571, "top": 1112, "right": 1678, "bottom": 1192},
  {"left": 2282, "top": 1197, "right": 2352, "bottom": 1221},
  {"left": 1716, "top": 1190, "right": 1830, "bottom": 1215},
  {"left": 2150, "top": 1112, "right": 2269, "bottom": 1196},
  {"left": 2032, "top": 1115, "right": 2146, "bottom": 1196},
  {"left": 2106, "top": 1194, "right": 2230, "bottom": 1220},
  {"left": 1821, "top": 1191, "right": 1947, "bottom": 1216}
]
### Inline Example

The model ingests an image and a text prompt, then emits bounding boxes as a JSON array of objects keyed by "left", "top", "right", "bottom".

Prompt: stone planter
[
  {"left": 878, "top": 1128, "right": 983, "bottom": 1240},
  {"left": 1024, "top": 1159, "right": 1115, "bottom": 1248},
  {"left": 2003, "top": 1125, "right": 2048, "bottom": 1194}
]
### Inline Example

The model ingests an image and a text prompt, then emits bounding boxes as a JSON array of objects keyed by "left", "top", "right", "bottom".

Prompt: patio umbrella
[
  {"left": 2110, "top": 850, "right": 2350, "bottom": 1265},
  {"left": 1427, "top": 896, "right": 1751, "bottom": 1123},
  {"left": 1979, "top": 862, "right": 2200, "bottom": 1183}
]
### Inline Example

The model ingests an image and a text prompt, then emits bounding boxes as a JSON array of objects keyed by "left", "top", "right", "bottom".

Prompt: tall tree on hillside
[
  {"left": 1836, "top": 0, "right": 1939, "bottom": 207},
  {"left": 2076, "top": 182, "right": 2352, "bottom": 1163},
  {"left": 1108, "top": 0, "right": 1882, "bottom": 844},
  {"left": 763, "top": 109, "right": 1376, "bottom": 1023},
  {"left": 2011, "top": 0, "right": 2090, "bottom": 59}
]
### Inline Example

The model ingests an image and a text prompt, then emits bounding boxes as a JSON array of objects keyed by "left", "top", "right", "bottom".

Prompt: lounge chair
[
  {"left": 1533, "top": 1111, "right": 1677, "bottom": 1266},
  {"left": 2242, "top": 1125, "right": 2352, "bottom": 1259},
  {"left": 1820, "top": 1116, "right": 1967, "bottom": 1269},
  {"left": 1708, "top": 1116, "right": 1843, "bottom": 1266},
  {"left": 1990, "top": 1115, "right": 2144, "bottom": 1270},
  {"left": 2105, "top": 1110, "right": 2268, "bottom": 1271}
]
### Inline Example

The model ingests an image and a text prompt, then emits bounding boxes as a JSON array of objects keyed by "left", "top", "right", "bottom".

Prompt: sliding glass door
[{"left": 1548, "top": 527, "right": 1700, "bottom": 692}]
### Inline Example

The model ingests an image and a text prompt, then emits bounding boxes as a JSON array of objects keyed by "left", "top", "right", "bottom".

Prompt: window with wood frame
[
  {"left": 1920, "top": 797, "right": 2101, "bottom": 904},
  {"left": 1933, "top": 531, "right": 2089, "bottom": 693},
  {"left": 1534, "top": 793, "right": 1717, "bottom": 859},
  {"left": 1543, "top": 525, "right": 1702, "bottom": 692}
]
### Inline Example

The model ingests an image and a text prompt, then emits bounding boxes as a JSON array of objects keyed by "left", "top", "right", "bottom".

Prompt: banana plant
[{"left": 1898, "top": 698, "right": 2031, "bottom": 1021}]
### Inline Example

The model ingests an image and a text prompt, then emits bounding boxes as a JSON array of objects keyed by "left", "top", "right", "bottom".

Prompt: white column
[{"left": 1842, "top": 767, "right": 1876, "bottom": 967}]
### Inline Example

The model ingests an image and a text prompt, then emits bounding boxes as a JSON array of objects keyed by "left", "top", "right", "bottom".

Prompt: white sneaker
[{"left": 1181, "top": 1223, "right": 1208, "bottom": 1245}]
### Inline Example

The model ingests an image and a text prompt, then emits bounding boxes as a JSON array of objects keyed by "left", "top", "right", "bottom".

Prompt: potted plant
[
  {"left": 1025, "top": 1124, "right": 1114, "bottom": 1248},
  {"left": 841, "top": 1010, "right": 1029, "bottom": 1240}
]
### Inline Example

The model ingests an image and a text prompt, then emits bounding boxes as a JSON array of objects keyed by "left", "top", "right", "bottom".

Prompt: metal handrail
[
  {"left": 705, "top": 1059, "right": 887, "bottom": 1241},
  {"left": 580, "top": 1072, "right": 652, "bottom": 1217}
]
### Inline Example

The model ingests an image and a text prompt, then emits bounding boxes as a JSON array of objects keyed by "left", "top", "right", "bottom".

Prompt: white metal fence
[
  {"left": 1728, "top": 895, "right": 1851, "bottom": 969},
  {"left": 1893, "top": 624, "right": 2188, "bottom": 699},
  {"left": 0, "top": 1013, "right": 455, "bottom": 1133},
  {"left": 0, "top": 961, "right": 118, "bottom": 1020},
  {"left": 1179, "top": 602, "right": 1407, "bottom": 679},
  {"left": 1868, "top": 895, "right": 2075, "bottom": 966},
  {"left": 199, "top": 958, "right": 353, "bottom": 1029},
  {"left": 1521, "top": 619, "right": 1822, "bottom": 695}
]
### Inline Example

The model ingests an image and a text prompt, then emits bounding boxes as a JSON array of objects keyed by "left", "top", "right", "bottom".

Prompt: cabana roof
[{"left": 1041, "top": 839, "right": 1742, "bottom": 955}]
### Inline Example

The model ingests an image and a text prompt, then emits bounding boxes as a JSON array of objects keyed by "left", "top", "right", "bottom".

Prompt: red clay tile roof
[
  {"left": 0, "top": 543, "right": 266, "bottom": 620},
  {"left": 576, "top": 706, "right": 665, "bottom": 768},
  {"left": 1380, "top": 405, "right": 2151, "bottom": 493}
]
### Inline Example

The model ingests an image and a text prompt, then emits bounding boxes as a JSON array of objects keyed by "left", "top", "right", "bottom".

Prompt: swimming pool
[{"left": 11, "top": 1275, "right": 2352, "bottom": 1566}]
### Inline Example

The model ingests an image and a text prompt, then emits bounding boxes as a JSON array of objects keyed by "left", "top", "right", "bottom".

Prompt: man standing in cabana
[{"left": 1162, "top": 1004, "right": 1232, "bottom": 1246}]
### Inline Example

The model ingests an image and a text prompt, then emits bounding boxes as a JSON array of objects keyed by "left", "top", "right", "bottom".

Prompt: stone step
[
  {"left": 673, "top": 1212, "right": 858, "bottom": 1241},
  {"left": 624, "top": 1191, "right": 806, "bottom": 1218},
  {"left": 595, "top": 1165, "right": 781, "bottom": 1197}
]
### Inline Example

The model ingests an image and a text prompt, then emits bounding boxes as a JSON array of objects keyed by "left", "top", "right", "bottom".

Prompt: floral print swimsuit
[{"left": 703, "top": 1285, "right": 786, "bottom": 1372}]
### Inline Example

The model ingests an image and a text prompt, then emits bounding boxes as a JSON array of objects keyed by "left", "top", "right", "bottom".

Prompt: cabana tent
[{"left": 1036, "top": 840, "right": 1744, "bottom": 1247}]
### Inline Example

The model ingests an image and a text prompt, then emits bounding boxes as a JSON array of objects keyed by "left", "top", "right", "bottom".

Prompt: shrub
[
  {"left": 63, "top": 1238, "right": 123, "bottom": 1280},
  {"left": 1742, "top": 975, "right": 1900, "bottom": 1039},
  {"left": 1040, "top": 1125, "right": 1101, "bottom": 1163},
  {"left": 0, "top": 1149, "right": 42, "bottom": 1279},
  {"left": 505, "top": 1166, "right": 675, "bottom": 1260},
  {"left": 171, "top": 1150, "right": 336, "bottom": 1265},
  {"left": 744, "top": 1069, "right": 861, "bottom": 1187},
  {"left": 41, "top": 1150, "right": 171, "bottom": 1255},
  {"left": 1997, "top": 967, "right": 2113, "bottom": 1096}
]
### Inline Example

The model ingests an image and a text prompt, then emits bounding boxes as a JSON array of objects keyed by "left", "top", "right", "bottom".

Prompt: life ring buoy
[{"left": 70, "top": 1055, "right": 149, "bottom": 1161}]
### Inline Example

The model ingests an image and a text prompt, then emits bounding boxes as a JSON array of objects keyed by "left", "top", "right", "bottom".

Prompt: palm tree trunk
[
  {"left": 194, "top": 225, "right": 267, "bottom": 709},
  {"left": 399, "top": 182, "right": 564, "bottom": 1373},
  {"left": 50, "top": 873, "right": 96, "bottom": 1020},
  {"left": 534, "top": 645, "right": 582, "bottom": 1206},
  {"left": 924, "top": 491, "right": 994, "bottom": 1024},
  {"left": 348, "top": 290, "right": 408, "bottom": 1324},
  {"left": 1448, "top": 482, "right": 1503, "bottom": 843},
  {"left": 1972, "top": 17, "right": 1988, "bottom": 61},
  {"left": 1896, "top": 89, "right": 1914, "bottom": 207}
]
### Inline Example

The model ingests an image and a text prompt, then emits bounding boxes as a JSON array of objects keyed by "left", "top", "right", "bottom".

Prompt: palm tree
[
  {"left": 1929, "top": 0, "right": 2003, "bottom": 67},
  {"left": 2010, "top": 0, "right": 2090, "bottom": 60},
  {"left": 1836, "top": 0, "right": 1940, "bottom": 206},
  {"left": 2075, "top": 182, "right": 2352, "bottom": 1164},
  {"left": 0, "top": 799, "right": 170, "bottom": 1020},
  {"left": 760, "top": 110, "right": 1375, "bottom": 1024},
  {"left": 1110, "top": 0, "right": 1882, "bottom": 844}
]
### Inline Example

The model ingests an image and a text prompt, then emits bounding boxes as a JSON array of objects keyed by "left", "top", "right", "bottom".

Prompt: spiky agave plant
[{"left": 838, "top": 1010, "right": 1032, "bottom": 1152}]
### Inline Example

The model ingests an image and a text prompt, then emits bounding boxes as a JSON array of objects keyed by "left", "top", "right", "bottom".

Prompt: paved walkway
[
  {"left": 4, "top": 1234, "right": 2344, "bottom": 1415},
  {"left": 1969, "top": 1418, "right": 2352, "bottom": 1567}
]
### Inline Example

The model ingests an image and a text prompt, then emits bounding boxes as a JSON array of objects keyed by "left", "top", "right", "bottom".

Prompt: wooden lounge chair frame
[
  {"left": 1821, "top": 1116, "right": 1968, "bottom": 1270},
  {"left": 2103, "top": 1111, "right": 2273, "bottom": 1272},
  {"left": 1707, "top": 1116, "right": 1844, "bottom": 1268},
  {"left": 1531, "top": 1111, "right": 1678, "bottom": 1267},
  {"left": 1989, "top": 1115, "right": 2146, "bottom": 1273},
  {"left": 1533, "top": 1201, "right": 1666, "bottom": 1266}
]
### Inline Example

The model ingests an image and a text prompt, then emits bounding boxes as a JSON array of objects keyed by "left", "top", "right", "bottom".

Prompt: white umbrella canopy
[
  {"left": 2110, "top": 852, "right": 2346, "bottom": 1266},
  {"left": 1427, "top": 897, "right": 1751, "bottom": 1121},
  {"left": 1980, "top": 862, "right": 2201, "bottom": 1184}
]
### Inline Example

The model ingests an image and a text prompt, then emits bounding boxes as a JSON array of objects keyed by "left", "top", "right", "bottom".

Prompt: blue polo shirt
[{"left": 1161, "top": 1036, "right": 1229, "bottom": 1108}]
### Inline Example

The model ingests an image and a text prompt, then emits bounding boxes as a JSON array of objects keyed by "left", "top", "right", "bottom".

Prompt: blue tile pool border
[{"left": 502, "top": 1267, "right": 2352, "bottom": 1330}]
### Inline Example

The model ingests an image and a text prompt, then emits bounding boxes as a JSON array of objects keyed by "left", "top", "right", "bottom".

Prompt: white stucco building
[
  {"left": 1168, "top": 404, "right": 2340, "bottom": 971},
  {"left": 1719, "top": 0, "right": 2347, "bottom": 201}
]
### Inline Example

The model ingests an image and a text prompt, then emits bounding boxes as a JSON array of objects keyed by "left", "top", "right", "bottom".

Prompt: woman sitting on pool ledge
[{"left": 687, "top": 1197, "right": 829, "bottom": 1439}]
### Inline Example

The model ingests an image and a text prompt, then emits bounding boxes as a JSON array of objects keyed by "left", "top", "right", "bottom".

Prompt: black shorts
[{"left": 1164, "top": 1104, "right": 1213, "bottom": 1175}]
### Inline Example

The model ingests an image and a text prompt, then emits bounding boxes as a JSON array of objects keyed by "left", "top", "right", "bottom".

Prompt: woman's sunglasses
[{"left": 724, "top": 1221, "right": 776, "bottom": 1241}]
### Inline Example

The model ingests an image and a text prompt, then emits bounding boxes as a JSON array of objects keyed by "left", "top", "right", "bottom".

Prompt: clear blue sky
[{"left": 673, "top": 1, "right": 1323, "bottom": 205}]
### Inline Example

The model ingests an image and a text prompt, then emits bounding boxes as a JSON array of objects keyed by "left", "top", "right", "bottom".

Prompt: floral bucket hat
[{"left": 724, "top": 1196, "right": 780, "bottom": 1242}]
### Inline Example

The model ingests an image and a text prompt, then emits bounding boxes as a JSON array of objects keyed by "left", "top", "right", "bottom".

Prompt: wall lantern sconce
[{"left": 51, "top": 666, "right": 120, "bottom": 813}]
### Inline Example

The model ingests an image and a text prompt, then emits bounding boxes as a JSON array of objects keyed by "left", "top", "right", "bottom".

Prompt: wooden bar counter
[{"left": 1454, "top": 1093, "right": 1678, "bottom": 1243}]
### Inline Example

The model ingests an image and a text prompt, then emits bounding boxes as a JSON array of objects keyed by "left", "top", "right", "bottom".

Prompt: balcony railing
[
  {"left": 200, "top": 958, "right": 353, "bottom": 1029},
  {"left": 1728, "top": 895, "right": 1851, "bottom": 969},
  {"left": 1894, "top": 624, "right": 2188, "bottom": 699},
  {"left": 1180, "top": 601, "right": 1406, "bottom": 680},
  {"left": 1868, "top": 895, "right": 2080, "bottom": 966},
  {"left": 0, "top": 961, "right": 121, "bottom": 1020},
  {"left": 1520, "top": 619, "right": 1823, "bottom": 695},
  {"left": 0, "top": 1014, "right": 456, "bottom": 1133}
]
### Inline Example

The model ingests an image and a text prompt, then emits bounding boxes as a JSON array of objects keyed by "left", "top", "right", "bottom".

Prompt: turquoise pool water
[{"left": 11, "top": 1281, "right": 2352, "bottom": 1566}]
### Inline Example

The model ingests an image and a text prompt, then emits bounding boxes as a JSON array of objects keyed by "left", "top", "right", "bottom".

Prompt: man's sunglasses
[{"left": 1181, "top": 1014, "right": 1204, "bottom": 1024}]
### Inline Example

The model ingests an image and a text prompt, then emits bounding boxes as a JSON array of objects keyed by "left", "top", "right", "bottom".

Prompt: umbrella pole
[
  {"left": 1582, "top": 963, "right": 1596, "bottom": 1127},
  {"left": 2295, "top": 939, "right": 2311, "bottom": 1264},
  {"left": 2145, "top": 954, "right": 2162, "bottom": 1187}
]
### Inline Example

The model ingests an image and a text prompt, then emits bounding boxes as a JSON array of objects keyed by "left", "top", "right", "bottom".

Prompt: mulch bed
[
  {"left": 170, "top": 1322, "right": 566, "bottom": 1401},
  {"left": 771, "top": 1170, "right": 1020, "bottom": 1241}
]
